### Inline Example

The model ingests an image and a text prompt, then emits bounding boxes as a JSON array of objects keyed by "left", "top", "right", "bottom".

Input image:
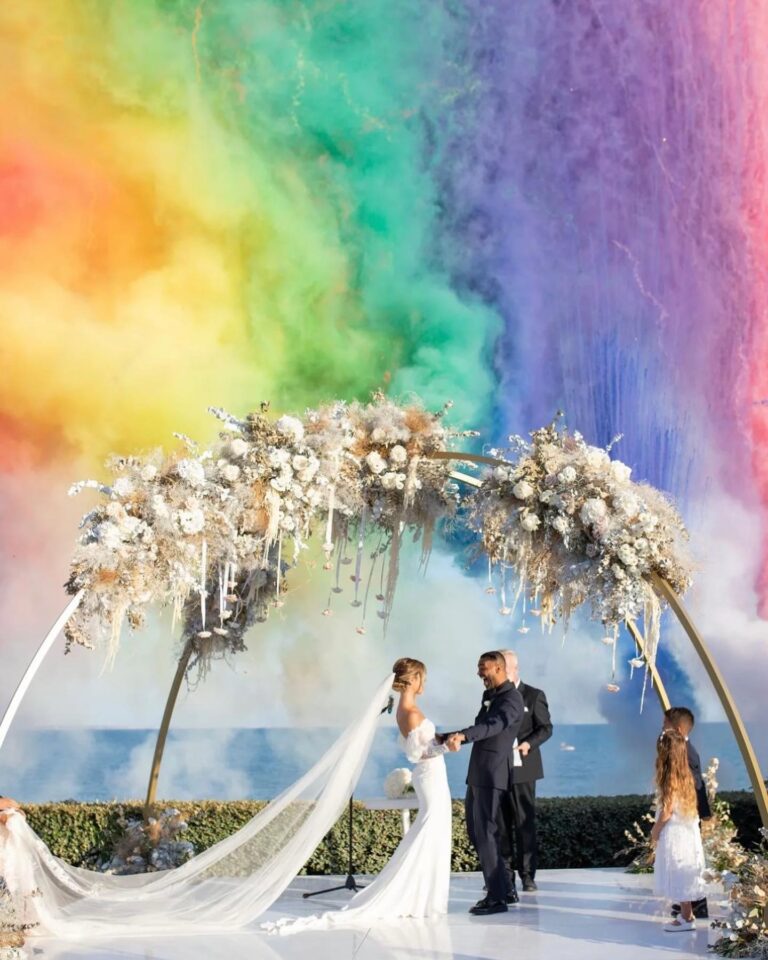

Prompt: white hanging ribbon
[{"left": 0, "top": 591, "right": 84, "bottom": 753}]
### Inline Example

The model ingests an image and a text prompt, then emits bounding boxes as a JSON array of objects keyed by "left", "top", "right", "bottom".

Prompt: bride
[
  {"left": 265, "top": 656, "right": 451, "bottom": 933},
  {"left": 0, "top": 660, "right": 451, "bottom": 941}
]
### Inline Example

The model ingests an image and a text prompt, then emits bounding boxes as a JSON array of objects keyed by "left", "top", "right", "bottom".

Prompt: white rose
[
  {"left": 610, "top": 460, "right": 632, "bottom": 483},
  {"left": 371, "top": 427, "right": 386, "bottom": 444},
  {"left": 140, "top": 465, "right": 158, "bottom": 482},
  {"left": 381, "top": 471, "right": 406, "bottom": 491},
  {"left": 580, "top": 497, "right": 608, "bottom": 526},
  {"left": 637, "top": 511, "right": 658, "bottom": 532},
  {"left": 96, "top": 522, "right": 122, "bottom": 550},
  {"left": 268, "top": 448, "right": 291, "bottom": 468},
  {"left": 177, "top": 508, "right": 205, "bottom": 535},
  {"left": 634, "top": 537, "right": 650, "bottom": 553},
  {"left": 613, "top": 492, "right": 640, "bottom": 516},
  {"left": 113, "top": 477, "right": 134, "bottom": 497},
  {"left": 520, "top": 512, "right": 541, "bottom": 532},
  {"left": 106, "top": 501, "right": 124, "bottom": 519},
  {"left": 539, "top": 490, "right": 553, "bottom": 504},
  {"left": 617, "top": 543, "right": 638, "bottom": 567},
  {"left": 494, "top": 466, "right": 511, "bottom": 482},
  {"left": 280, "top": 514, "right": 296, "bottom": 532},
  {"left": 558, "top": 466, "right": 577, "bottom": 484},
  {"left": 389, "top": 444, "right": 408, "bottom": 466},
  {"left": 151, "top": 494, "right": 169, "bottom": 517},
  {"left": 585, "top": 447, "right": 610, "bottom": 470},
  {"left": 275, "top": 415, "right": 304, "bottom": 442},
  {"left": 513, "top": 480, "right": 534, "bottom": 500},
  {"left": 292, "top": 454, "right": 309, "bottom": 472},
  {"left": 552, "top": 515, "right": 569, "bottom": 534},
  {"left": 612, "top": 563, "right": 626, "bottom": 580},
  {"left": 229, "top": 438, "right": 249, "bottom": 458},
  {"left": 221, "top": 464, "right": 241, "bottom": 483},
  {"left": 270, "top": 474, "right": 291, "bottom": 492},
  {"left": 366, "top": 451, "right": 388, "bottom": 475},
  {"left": 119, "top": 516, "right": 143, "bottom": 539},
  {"left": 177, "top": 459, "right": 206, "bottom": 487}
]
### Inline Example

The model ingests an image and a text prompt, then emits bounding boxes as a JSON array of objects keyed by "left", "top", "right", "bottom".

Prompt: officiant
[{"left": 499, "top": 650, "right": 553, "bottom": 894}]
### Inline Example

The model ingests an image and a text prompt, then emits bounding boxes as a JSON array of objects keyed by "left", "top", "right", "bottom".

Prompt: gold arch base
[{"left": 144, "top": 451, "right": 768, "bottom": 829}]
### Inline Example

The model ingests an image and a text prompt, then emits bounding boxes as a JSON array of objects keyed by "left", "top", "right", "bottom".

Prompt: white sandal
[{"left": 664, "top": 918, "right": 695, "bottom": 932}]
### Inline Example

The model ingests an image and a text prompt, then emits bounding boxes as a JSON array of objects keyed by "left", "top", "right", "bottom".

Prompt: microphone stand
[{"left": 303, "top": 696, "right": 394, "bottom": 899}]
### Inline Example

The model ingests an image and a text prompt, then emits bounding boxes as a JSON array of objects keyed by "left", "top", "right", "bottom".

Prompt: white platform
[{"left": 31, "top": 869, "right": 722, "bottom": 959}]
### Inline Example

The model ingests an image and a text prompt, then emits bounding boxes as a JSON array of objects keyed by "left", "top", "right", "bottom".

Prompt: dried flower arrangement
[
  {"left": 468, "top": 417, "right": 693, "bottom": 687},
  {"left": 711, "top": 826, "right": 768, "bottom": 957}
]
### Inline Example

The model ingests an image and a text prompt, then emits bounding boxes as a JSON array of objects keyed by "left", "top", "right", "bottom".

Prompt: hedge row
[{"left": 21, "top": 791, "right": 761, "bottom": 874}]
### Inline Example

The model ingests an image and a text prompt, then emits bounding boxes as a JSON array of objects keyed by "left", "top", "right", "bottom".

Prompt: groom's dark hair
[{"left": 479, "top": 651, "right": 506, "bottom": 667}]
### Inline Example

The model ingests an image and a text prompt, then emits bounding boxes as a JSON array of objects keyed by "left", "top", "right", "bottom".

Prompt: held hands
[{"left": 446, "top": 733, "right": 465, "bottom": 752}]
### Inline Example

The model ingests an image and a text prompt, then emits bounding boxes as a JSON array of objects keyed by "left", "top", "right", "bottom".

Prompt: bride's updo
[{"left": 392, "top": 657, "right": 426, "bottom": 693}]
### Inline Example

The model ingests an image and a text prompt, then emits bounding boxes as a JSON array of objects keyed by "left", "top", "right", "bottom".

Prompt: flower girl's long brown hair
[{"left": 655, "top": 729, "right": 698, "bottom": 817}]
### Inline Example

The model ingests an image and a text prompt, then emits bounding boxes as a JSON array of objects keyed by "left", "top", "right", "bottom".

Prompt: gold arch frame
[{"left": 145, "top": 451, "right": 767, "bottom": 828}]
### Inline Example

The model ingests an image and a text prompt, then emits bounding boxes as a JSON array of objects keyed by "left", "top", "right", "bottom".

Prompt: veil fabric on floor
[{"left": 0, "top": 673, "right": 394, "bottom": 940}]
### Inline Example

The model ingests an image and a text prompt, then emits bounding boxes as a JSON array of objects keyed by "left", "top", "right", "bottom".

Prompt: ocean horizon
[{"left": 0, "top": 722, "right": 754, "bottom": 804}]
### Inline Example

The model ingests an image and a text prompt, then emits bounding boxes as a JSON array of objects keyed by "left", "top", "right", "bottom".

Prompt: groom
[{"left": 440, "top": 651, "right": 525, "bottom": 915}]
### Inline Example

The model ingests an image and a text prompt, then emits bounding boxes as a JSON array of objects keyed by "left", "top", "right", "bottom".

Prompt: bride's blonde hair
[{"left": 392, "top": 657, "right": 426, "bottom": 693}]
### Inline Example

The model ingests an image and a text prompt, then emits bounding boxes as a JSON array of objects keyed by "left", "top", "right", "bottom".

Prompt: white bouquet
[{"left": 383, "top": 768, "right": 413, "bottom": 799}]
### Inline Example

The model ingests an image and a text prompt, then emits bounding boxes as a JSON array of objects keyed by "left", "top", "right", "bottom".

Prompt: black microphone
[{"left": 381, "top": 695, "right": 394, "bottom": 715}]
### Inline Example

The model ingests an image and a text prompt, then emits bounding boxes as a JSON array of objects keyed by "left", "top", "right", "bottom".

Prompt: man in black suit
[
  {"left": 663, "top": 706, "right": 712, "bottom": 919},
  {"left": 499, "top": 649, "right": 553, "bottom": 894},
  {"left": 441, "top": 650, "right": 525, "bottom": 916}
]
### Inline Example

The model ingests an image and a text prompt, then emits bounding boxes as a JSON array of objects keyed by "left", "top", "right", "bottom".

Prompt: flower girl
[{"left": 650, "top": 730, "right": 706, "bottom": 932}]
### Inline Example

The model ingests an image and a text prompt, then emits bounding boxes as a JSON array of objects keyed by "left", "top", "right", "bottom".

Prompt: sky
[{"left": 1, "top": 0, "right": 766, "bottom": 797}]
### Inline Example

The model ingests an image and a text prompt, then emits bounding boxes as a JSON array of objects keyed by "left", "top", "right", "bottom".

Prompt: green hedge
[{"left": 21, "top": 791, "right": 761, "bottom": 874}]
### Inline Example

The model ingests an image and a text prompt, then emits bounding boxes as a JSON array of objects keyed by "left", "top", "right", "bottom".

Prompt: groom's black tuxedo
[
  {"left": 461, "top": 680, "right": 526, "bottom": 789},
  {"left": 459, "top": 680, "right": 525, "bottom": 904}
]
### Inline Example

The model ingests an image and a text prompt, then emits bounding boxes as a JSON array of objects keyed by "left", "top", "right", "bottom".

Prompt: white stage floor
[{"left": 32, "top": 869, "right": 723, "bottom": 959}]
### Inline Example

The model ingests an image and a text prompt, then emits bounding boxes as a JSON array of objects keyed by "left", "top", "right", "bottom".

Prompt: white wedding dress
[
  {"left": 0, "top": 678, "right": 451, "bottom": 941},
  {"left": 264, "top": 717, "right": 452, "bottom": 934}
]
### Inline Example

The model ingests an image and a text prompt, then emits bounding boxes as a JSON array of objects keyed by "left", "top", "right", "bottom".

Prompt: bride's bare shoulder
[{"left": 398, "top": 708, "right": 425, "bottom": 736}]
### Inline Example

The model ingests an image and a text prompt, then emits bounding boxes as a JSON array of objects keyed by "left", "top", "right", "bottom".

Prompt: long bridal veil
[{"left": 1, "top": 673, "right": 394, "bottom": 940}]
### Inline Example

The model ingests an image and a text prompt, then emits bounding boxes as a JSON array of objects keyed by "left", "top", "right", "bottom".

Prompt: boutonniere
[{"left": 483, "top": 700, "right": 491, "bottom": 709}]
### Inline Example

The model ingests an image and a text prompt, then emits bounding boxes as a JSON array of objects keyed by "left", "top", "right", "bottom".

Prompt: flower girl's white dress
[
  {"left": 264, "top": 718, "right": 452, "bottom": 933},
  {"left": 653, "top": 803, "right": 706, "bottom": 901}
]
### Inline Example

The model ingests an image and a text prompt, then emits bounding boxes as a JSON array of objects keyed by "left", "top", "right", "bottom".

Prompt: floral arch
[{"left": 3, "top": 395, "right": 766, "bottom": 826}]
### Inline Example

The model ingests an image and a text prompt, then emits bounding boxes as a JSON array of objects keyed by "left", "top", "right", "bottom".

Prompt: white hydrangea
[
  {"left": 229, "top": 438, "right": 249, "bottom": 458},
  {"left": 384, "top": 767, "right": 412, "bottom": 799},
  {"left": 221, "top": 464, "right": 241, "bottom": 483},
  {"left": 113, "top": 477, "right": 134, "bottom": 497},
  {"left": 389, "top": 444, "right": 408, "bottom": 466},
  {"left": 297, "top": 463, "right": 319, "bottom": 483},
  {"left": 539, "top": 489, "right": 553, "bottom": 504},
  {"left": 381, "top": 471, "right": 406, "bottom": 491},
  {"left": 520, "top": 512, "right": 541, "bottom": 532},
  {"left": 617, "top": 543, "right": 638, "bottom": 567},
  {"left": 494, "top": 466, "right": 513, "bottom": 482},
  {"left": 280, "top": 514, "right": 296, "bottom": 532},
  {"left": 513, "top": 480, "right": 534, "bottom": 500},
  {"left": 610, "top": 460, "right": 632, "bottom": 484},
  {"left": 558, "top": 466, "right": 577, "bottom": 484},
  {"left": 96, "top": 522, "right": 123, "bottom": 550},
  {"left": 151, "top": 494, "right": 169, "bottom": 517},
  {"left": 268, "top": 448, "right": 291, "bottom": 468},
  {"left": 366, "top": 451, "right": 388, "bottom": 475},
  {"left": 140, "top": 465, "right": 158, "bottom": 482},
  {"left": 106, "top": 501, "right": 124, "bottom": 519},
  {"left": 275, "top": 415, "right": 305, "bottom": 443},
  {"left": 177, "top": 459, "right": 206, "bottom": 488},
  {"left": 580, "top": 497, "right": 608, "bottom": 526},
  {"left": 177, "top": 507, "right": 205, "bottom": 535}
]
